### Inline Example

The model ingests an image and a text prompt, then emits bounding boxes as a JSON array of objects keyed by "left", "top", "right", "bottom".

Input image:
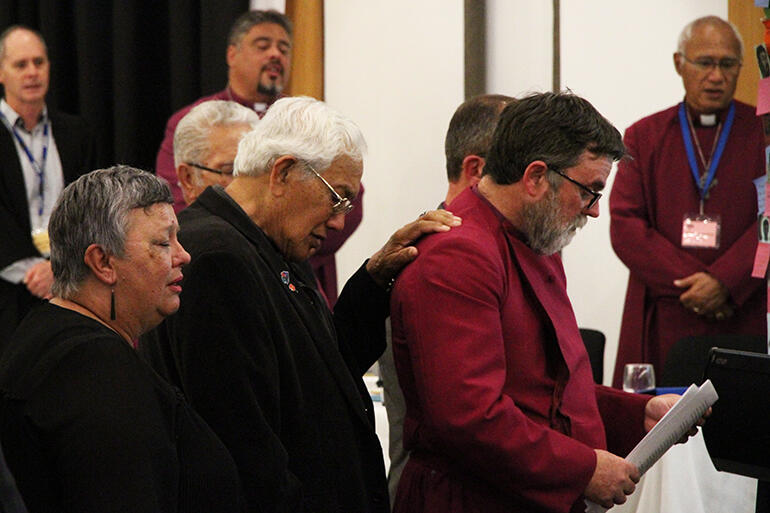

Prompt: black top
[
  {"left": 0, "top": 302, "right": 243, "bottom": 513},
  {"left": 140, "top": 186, "right": 390, "bottom": 513}
]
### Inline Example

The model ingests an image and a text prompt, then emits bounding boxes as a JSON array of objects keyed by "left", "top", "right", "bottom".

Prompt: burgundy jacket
[
  {"left": 610, "top": 101, "right": 766, "bottom": 387},
  {"left": 391, "top": 187, "right": 648, "bottom": 513}
]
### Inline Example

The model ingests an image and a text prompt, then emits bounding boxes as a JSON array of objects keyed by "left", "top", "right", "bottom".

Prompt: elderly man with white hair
[
  {"left": 172, "top": 100, "right": 259, "bottom": 206},
  {"left": 141, "top": 96, "right": 461, "bottom": 513}
]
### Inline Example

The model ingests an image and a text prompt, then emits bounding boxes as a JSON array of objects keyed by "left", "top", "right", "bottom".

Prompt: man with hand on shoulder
[{"left": 142, "top": 96, "right": 461, "bottom": 513}]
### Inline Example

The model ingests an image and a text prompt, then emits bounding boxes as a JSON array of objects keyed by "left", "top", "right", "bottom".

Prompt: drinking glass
[{"left": 623, "top": 363, "right": 656, "bottom": 393}]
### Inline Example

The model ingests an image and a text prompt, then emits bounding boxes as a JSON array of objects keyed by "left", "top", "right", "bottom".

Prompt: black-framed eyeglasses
[
  {"left": 548, "top": 168, "right": 602, "bottom": 209},
  {"left": 679, "top": 54, "right": 742, "bottom": 75},
  {"left": 306, "top": 164, "right": 354, "bottom": 216},
  {"left": 186, "top": 162, "right": 234, "bottom": 176}
]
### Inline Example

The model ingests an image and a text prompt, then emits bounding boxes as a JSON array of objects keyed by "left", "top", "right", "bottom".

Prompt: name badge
[
  {"left": 681, "top": 214, "right": 721, "bottom": 249},
  {"left": 31, "top": 228, "right": 51, "bottom": 257}
]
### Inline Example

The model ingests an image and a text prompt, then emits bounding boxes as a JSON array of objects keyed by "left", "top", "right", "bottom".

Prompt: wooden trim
[
  {"left": 464, "top": 0, "right": 486, "bottom": 99},
  {"left": 552, "top": 0, "right": 560, "bottom": 93},
  {"left": 285, "top": 0, "right": 324, "bottom": 100},
  {"left": 729, "top": 0, "right": 764, "bottom": 107}
]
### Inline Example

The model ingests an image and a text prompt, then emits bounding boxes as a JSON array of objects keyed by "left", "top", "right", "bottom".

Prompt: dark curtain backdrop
[{"left": 0, "top": 0, "right": 247, "bottom": 171}]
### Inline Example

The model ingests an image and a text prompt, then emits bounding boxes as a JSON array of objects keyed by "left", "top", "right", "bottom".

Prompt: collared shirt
[{"left": 0, "top": 99, "right": 64, "bottom": 284}]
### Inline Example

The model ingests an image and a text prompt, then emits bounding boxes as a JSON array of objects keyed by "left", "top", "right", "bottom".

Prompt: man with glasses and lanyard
[
  {"left": 0, "top": 26, "right": 94, "bottom": 350},
  {"left": 610, "top": 16, "right": 766, "bottom": 388}
]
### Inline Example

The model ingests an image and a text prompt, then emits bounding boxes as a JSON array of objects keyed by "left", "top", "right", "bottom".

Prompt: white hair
[
  {"left": 173, "top": 100, "right": 260, "bottom": 168},
  {"left": 677, "top": 15, "right": 743, "bottom": 59},
  {"left": 233, "top": 96, "right": 367, "bottom": 177}
]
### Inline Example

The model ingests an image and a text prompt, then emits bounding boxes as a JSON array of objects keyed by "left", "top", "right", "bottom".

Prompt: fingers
[
  {"left": 26, "top": 278, "right": 49, "bottom": 298},
  {"left": 711, "top": 304, "right": 733, "bottom": 321},
  {"left": 683, "top": 300, "right": 732, "bottom": 318},
  {"left": 386, "top": 247, "right": 420, "bottom": 269},
  {"left": 23, "top": 261, "right": 54, "bottom": 298},
  {"left": 366, "top": 210, "right": 461, "bottom": 290},
  {"left": 396, "top": 210, "right": 461, "bottom": 242},
  {"left": 673, "top": 272, "right": 699, "bottom": 288},
  {"left": 586, "top": 450, "right": 639, "bottom": 507}
]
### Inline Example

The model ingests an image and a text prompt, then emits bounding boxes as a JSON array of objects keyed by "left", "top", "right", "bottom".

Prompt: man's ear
[
  {"left": 520, "top": 160, "right": 550, "bottom": 201},
  {"left": 673, "top": 52, "right": 684, "bottom": 76},
  {"left": 83, "top": 244, "right": 117, "bottom": 286},
  {"left": 176, "top": 164, "right": 197, "bottom": 204},
  {"left": 461, "top": 155, "right": 486, "bottom": 186},
  {"left": 226, "top": 44, "right": 238, "bottom": 67},
  {"left": 268, "top": 156, "right": 299, "bottom": 197}
]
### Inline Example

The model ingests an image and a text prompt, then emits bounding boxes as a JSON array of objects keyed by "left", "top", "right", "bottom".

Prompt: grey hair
[
  {"left": 677, "top": 15, "right": 743, "bottom": 59},
  {"left": 234, "top": 96, "right": 367, "bottom": 178},
  {"left": 0, "top": 25, "right": 48, "bottom": 63},
  {"left": 228, "top": 10, "right": 293, "bottom": 46},
  {"left": 484, "top": 91, "right": 625, "bottom": 185},
  {"left": 173, "top": 100, "right": 260, "bottom": 168},
  {"left": 49, "top": 165, "right": 173, "bottom": 299}
]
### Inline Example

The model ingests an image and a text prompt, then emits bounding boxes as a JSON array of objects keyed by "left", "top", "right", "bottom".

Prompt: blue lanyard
[
  {"left": 0, "top": 110, "right": 50, "bottom": 217},
  {"left": 678, "top": 101, "right": 734, "bottom": 203}
]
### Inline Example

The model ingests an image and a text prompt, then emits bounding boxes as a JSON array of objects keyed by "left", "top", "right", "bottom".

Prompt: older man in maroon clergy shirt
[{"left": 610, "top": 15, "right": 766, "bottom": 387}]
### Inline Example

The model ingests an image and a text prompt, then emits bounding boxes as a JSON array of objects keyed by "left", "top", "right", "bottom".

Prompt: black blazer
[
  {"left": 141, "top": 186, "right": 390, "bottom": 513},
  {"left": 0, "top": 109, "right": 95, "bottom": 349}
]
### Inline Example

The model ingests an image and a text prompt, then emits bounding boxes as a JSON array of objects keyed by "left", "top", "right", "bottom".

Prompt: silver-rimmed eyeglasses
[
  {"left": 679, "top": 54, "right": 742, "bottom": 75},
  {"left": 307, "top": 164, "right": 354, "bottom": 216}
]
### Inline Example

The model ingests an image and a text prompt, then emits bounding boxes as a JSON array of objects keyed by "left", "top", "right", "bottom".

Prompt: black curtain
[{"left": 0, "top": 0, "right": 247, "bottom": 171}]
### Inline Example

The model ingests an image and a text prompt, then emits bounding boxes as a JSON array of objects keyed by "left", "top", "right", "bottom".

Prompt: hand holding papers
[{"left": 585, "top": 380, "right": 718, "bottom": 512}]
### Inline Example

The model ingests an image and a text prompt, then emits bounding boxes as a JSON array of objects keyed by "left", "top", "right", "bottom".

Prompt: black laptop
[{"left": 702, "top": 347, "right": 770, "bottom": 481}]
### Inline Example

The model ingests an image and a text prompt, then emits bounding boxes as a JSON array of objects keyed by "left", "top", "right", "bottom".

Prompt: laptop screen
[{"left": 703, "top": 347, "right": 770, "bottom": 481}]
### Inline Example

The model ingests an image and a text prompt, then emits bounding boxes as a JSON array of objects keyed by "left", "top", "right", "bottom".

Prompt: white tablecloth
[
  {"left": 614, "top": 431, "right": 756, "bottom": 513},
  {"left": 374, "top": 401, "right": 390, "bottom": 469},
  {"left": 373, "top": 402, "right": 754, "bottom": 512}
]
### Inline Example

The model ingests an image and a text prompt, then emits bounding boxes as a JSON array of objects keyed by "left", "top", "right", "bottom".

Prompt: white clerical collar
[{"left": 699, "top": 113, "right": 717, "bottom": 126}]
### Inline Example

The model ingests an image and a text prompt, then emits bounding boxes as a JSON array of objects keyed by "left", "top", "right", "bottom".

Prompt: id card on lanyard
[
  {"left": 0, "top": 110, "right": 51, "bottom": 256},
  {"left": 677, "top": 102, "right": 735, "bottom": 249}
]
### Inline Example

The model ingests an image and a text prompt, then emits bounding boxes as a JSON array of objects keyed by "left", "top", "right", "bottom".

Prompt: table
[
  {"left": 373, "top": 401, "right": 390, "bottom": 469},
  {"left": 614, "top": 431, "right": 757, "bottom": 513},
  {"left": 371, "top": 390, "right": 754, "bottom": 512}
]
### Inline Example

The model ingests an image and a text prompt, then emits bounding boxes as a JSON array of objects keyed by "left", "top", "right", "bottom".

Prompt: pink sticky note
[
  {"left": 753, "top": 242, "right": 770, "bottom": 278},
  {"left": 758, "top": 78, "right": 770, "bottom": 116}
]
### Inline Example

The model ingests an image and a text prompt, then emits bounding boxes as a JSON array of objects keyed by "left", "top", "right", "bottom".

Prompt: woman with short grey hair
[{"left": 0, "top": 165, "right": 243, "bottom": 512}]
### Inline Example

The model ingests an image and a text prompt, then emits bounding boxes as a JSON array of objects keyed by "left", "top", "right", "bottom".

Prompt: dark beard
[{"left": 257, "top": 80, "right": 282, "bottom": 98}]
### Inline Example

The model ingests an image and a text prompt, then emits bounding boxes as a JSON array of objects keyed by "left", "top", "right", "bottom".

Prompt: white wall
[
  {"left": 325, "top": 1, "right": 465, "bottom": 283},
  {"left": 559, "top": 0, "right": 726, "bottom": 384},
  {"left": 485, "top": 0, "right": 727, "bottom": 384},
  {"left": 487, "top": 0, "right": 553, "bottom": 97},
  {"left": 326, "top": 1, "right": 727, "bottom": 385}
]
